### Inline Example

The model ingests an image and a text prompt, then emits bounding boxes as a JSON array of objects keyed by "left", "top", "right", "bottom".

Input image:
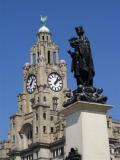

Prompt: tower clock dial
[
  {"left": 47, "top": 72, "right": 63, "bottom": 92},
  {"left": 26, "top": 74, "right": 37, "bottom": 94}
]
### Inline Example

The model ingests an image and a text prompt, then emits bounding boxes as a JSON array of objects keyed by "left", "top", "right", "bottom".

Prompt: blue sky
[{"left": 0, "top": 0, "right": 120, "bottom": 140}]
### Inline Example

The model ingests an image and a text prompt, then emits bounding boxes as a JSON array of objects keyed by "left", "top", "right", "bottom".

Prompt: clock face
[
  {"left": 47, "top": 72, "right": 63, "bottom": 92},
  {"left": 26, "top": 74, "right": 37, "bottom": 94}
]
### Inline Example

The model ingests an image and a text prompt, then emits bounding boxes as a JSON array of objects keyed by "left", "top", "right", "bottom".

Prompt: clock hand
[
  {"left": 54, "top": 77, "right": 59, "bottom": 85},
  {"left": 31, "top": 81, "right": 35, "bottom": 89},
  {"left": 30, "top": 79, "right": 33, "bottom": 87},
  {"left": 54, "top": 77, "right": 61, "bottom": 85}
]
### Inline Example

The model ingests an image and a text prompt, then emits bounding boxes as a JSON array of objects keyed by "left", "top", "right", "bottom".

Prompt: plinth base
[{"left": 60, "top": 101, "right": 112, "bottom": 160}]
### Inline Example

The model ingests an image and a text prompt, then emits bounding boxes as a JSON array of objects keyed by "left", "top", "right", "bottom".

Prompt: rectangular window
[
  {"left": 37, "top": 97, "right": 40, "bottom": 103},
  {"left": 43, "top": 126, "right": 47, "bottom": 134},
  {"left": 107, "top": 121, "right": 110, "bottom": 128},
  {"left": 51, "top": 127, "right": 54, "bottom": 133},
  {"left": 42, "top": 36, "right": 44, "bottom": 40},
  {"left": 43, "top": 113, "right": 46, "bottom": 120},
  {"left": 52, "top": 97, "right": 58, "bottom": 111},
  {"left": 43, "top": 96, "right": 46, "bottom": 102},
  {"left": 36, "top": 126, "right": 38, "bottom": 134},
  {"left": 50, "top": 116, "right": 54, "bottom": 121}
]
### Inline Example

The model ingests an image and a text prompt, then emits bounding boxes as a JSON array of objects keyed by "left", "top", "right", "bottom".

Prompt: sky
[{"left": 0, "top": 0, "right": 120, "bottom": 140}]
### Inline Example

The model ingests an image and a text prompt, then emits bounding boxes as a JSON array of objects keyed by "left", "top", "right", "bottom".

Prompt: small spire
[{"left": 40, "top": 15, "right": 48, "bottom": 26}]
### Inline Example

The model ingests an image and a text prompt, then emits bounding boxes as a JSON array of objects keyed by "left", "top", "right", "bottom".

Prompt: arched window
[
  {"left": 42, "top": 36, "right": 44, "bottom": 41},
  {"left": 48, "top": 51, "right": 50, "bottom": 64},
  {"left": 20, "top": 123, "right": 33, "bottom": 139}
]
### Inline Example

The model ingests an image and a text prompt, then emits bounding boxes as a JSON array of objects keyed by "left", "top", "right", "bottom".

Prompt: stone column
[
  {"left": 60, "top": 101, "right": 112, "bottom": 160},
  {"left": 30, "top": 52, "right": 33, "bottom": 64},
  {"left": 56, "top": 48, "right": 59, "bottom": 64},
  {"left": 35, "top": 45, "right": 38, "bottom": 63}
]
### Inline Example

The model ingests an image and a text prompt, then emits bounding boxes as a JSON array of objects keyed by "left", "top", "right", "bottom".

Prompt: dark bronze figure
[
  {"left": 64, "top": 26, "right": 107, "bottom": 106},
  {"left": 64, "top": 148, "right": 82, "bottom": 160},
  {"left": 68, "top": 26, "right": 95, "bottom": 87}
]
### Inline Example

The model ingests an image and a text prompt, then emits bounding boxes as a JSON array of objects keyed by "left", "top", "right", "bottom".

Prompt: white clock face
[
  {"left": 26, "top": 74, "right": 37, "bottom": 94},
  {"left": 47, "top": 72, "right": 63, "bottom": 92}
]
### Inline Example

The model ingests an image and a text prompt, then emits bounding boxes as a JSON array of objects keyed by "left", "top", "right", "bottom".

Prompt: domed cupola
[
  {"left": 38, "top": 25, "right": 50, "bottom": 33},
  {"left": 37, "top": 16, "right": 51, "bottom": 43}
]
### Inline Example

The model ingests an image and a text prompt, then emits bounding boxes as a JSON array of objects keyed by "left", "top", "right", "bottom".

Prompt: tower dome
[{"left": 38, "top": 25, "right": 50, "bottom": 33}]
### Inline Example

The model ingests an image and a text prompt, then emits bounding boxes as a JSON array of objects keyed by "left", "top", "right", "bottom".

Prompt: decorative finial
[{"left": 40, "top": 15, "right": 48, "bottom": 26}]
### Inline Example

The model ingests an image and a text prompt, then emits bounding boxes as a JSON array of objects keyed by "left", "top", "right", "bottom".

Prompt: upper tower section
[
  {"left": 22, "top": 17, "right": 67, "bottom": 105},
  {"left": 30, "top": 16, "right": 59, "bottom": 65}
]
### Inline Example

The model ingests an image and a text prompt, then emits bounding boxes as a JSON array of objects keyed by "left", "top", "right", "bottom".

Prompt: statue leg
[
  {"left": 77, "top": 78, "right": 81, "bottom": 86},
  {"left": 79, "top": 70, "right": 89, "bottom": 86}
]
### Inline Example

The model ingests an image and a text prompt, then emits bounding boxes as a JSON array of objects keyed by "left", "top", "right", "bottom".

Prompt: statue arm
[{"left": 68, "top": 50, "right": 75, "bottom": 72}]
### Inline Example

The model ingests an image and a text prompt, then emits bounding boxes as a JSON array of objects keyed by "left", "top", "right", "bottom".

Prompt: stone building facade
[
  {"left": 0, "top": 20, "right": 120, "bottom": 160},
  {"left": 107, "top": 116, "right": 120, "bottom": 160}
]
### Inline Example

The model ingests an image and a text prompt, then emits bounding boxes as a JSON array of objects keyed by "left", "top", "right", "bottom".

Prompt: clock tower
[
  {"left": 22, "top": 18, "right": 67, "bottom": 113},
  {"left": 9, "top": 17, "right": 67, "bottom": 160}
]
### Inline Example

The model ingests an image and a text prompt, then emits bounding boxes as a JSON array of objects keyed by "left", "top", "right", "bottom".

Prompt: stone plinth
[{"left": 60, "top": 101, "right": 112, "bottom": 160}]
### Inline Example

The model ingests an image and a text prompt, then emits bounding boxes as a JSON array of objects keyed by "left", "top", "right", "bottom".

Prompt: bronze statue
[
  {"left": 68, "top": 26, "right": 95, "bottom": 87},
  {"left": 64, "top": 26, "right": 107, "bottom": 106},
  {"left": 64, "top": 148, "right": 82, "bottom": 160}
]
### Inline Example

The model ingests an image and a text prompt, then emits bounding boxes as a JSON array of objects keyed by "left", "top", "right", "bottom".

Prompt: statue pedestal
[{"left": 60, "top": 101, "right": 112, "bottom": 160}]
